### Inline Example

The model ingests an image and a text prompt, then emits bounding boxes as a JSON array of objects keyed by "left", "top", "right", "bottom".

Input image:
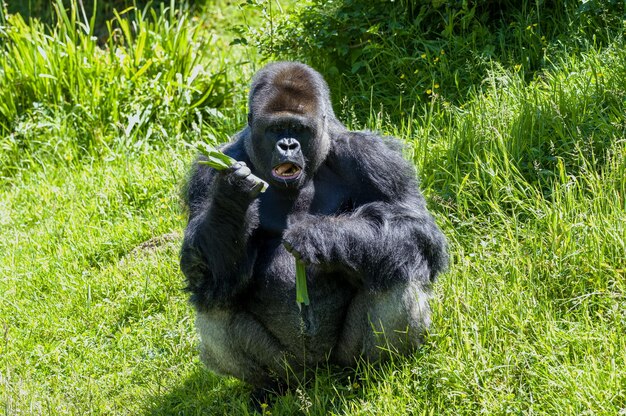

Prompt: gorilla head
[{"left": 244, "top": 62, "right": 341, "bottom": 189}]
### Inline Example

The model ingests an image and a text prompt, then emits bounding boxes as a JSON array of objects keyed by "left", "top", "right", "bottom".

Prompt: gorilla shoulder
[{"left": 328, "top": 131, "right": 420, "bottom": 203}]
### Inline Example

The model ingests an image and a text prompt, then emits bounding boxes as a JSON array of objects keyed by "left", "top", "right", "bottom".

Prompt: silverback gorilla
[{"left": 180, "top": 62, "right": 448, "bottom": 397}]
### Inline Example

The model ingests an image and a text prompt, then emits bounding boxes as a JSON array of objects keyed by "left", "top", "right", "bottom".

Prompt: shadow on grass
[
  {"left": 144, "top": 340, "right": 436, "bottom": 415},
  {"left": 142, "top": 361, "right": 369, "bottom": 415},
  {"left": 144, "top": 363, "right": 252, "bottom": 416}
]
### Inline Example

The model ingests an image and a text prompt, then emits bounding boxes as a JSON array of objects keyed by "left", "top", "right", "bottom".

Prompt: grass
[{"left": 1, "top": 0, "right": 625, "bottom": 415}]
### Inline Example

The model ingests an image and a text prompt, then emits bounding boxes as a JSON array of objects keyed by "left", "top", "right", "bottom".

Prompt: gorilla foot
[{"left": 249, "top": 380, "right": 288, "bottom": 414}]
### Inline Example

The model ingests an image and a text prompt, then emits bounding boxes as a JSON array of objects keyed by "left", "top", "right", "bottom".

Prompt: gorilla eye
[
  {"left": 267, "top": 125, "right": 282, "bottom": 134},
  {"left": 265, "top": 122, "right": 307, "bottom": 136}
]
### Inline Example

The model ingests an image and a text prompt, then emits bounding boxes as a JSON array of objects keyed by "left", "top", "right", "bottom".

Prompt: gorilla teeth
[{"left": 273, "top": 163, "right": 301, "bottom": 178}]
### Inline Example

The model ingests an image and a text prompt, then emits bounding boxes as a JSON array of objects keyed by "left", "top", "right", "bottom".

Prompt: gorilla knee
[
  {"left": 334, "top": 281, "right": 432, "bottom": 365},
  {"left": 195, "top": 310, "right": 247, "bottom": 377},
  {"left": 195, "top": 309, "right": 300, "bottom": 387}
]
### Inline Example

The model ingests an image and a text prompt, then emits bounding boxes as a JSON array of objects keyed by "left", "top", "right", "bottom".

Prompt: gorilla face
[
  {"left": 244, "top": 62, "right": 334, "bottom": 190},
  {"left": 249, "top": 113, "right": 317, "bottom": 189}
]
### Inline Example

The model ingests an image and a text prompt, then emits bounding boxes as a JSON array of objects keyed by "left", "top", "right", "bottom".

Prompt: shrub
[{"left": 247, "top": 0, "right": 625, "bottom": 116}]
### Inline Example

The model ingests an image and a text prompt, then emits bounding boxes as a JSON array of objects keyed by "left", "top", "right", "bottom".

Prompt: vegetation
[
  {"left": 1, "top": 0, "right": 624, "bottom": 414},
  {"left": 250, "top": 0, "right": 625, "bottom": 114}
]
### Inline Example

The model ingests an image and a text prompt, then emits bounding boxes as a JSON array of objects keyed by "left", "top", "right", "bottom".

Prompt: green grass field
[{"left": 1, "top": 1, "right": 625, "bottom": 414}]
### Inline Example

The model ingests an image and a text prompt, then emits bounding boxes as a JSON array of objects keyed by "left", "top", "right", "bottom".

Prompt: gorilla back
[{"left": 180, "top": 61, "right": 448, "bottom": 390}]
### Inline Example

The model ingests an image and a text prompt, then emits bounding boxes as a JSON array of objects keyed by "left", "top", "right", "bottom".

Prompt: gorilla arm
[
  {"left": 180, "top": 148, "right": 263, "bottom": 309},
  {"left": 283, "top": 133, "right": 448, "bottom": 291}
]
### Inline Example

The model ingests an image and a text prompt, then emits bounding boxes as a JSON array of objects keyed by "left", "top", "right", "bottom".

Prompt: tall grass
[
  {"left": 1, "top": 0, "right": 625, "bottom": 414},
  {"left": 424, "top": 46, "right": 626, "bottom": 210},
  {"left": 0, "top": 0, "right": 237, "bottom": 183}
]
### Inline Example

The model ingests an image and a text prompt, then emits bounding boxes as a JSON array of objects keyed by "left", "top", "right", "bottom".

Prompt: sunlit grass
[{"left": 1, "top": 1, "right": 625, "bottom": 415}]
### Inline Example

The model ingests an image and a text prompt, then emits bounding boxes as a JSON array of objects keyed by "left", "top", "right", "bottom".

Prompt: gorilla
[{"left": 180, "top": 62, "right": 447, "bottom": 397}]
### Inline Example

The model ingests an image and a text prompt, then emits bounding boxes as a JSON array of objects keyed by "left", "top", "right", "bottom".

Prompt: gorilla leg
[
  {"left": 332, "top": 281, "right": 432, "bottom": 366},
  {"left": 195, "top": 309, "right": 300, "bottom": 388}
]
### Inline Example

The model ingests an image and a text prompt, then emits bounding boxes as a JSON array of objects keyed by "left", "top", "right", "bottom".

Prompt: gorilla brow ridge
[
  {"left": 252, "top": 64, "right": 320, "bottom": 115},
  {"left": 266, "top": 78, "right": 318, "bottom": 115}
]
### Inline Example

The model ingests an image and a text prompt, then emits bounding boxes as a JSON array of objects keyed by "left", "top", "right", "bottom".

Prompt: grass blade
[{"left": 295, "top": 258, "right": 309, "bottom": 308}]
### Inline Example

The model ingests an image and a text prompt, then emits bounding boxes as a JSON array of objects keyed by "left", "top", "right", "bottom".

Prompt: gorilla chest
[{"left": 257, "top": 177, "right": 350, "bottom": 235}]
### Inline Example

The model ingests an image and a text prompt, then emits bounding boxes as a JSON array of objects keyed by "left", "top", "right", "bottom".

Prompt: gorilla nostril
[{"left": 277, "top": 138, "right": 300, "bottom": 152}]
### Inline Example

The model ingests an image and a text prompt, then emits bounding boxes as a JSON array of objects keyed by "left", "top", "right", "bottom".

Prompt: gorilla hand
[
  {"left": 282, "top": 219, "right": 328, "bottom": 266},
  {"left": 217, "top": 161, "right": 266, "bottom": 199},
  {"left": 282, "top": 238, "right": 302, "bottom": 260}
]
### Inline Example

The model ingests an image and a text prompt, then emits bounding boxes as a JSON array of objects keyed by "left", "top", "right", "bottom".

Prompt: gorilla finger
[
  {"left": 227, "top": 161, "right": 247, "bottom": 173},
  {"left": 247, "top": 180, "right": 265, "bottom": 198},
  {"left": 228, "top": 161, "right": 243, "bottom": 170},
  {"left": 232, "top": 165, "right": 252, "bottom": 179},
  {"left": 283, "top": 241, "right": 302, "bottom": 259}
]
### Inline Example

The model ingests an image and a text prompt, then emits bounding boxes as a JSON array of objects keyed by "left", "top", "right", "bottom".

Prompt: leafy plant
[
  {"left": 295, "top": 258, "right": 309, "bottom": 307},
  {"left": 248, "top": 0, "right": 625, "bottom": 117},
  {"left": 194, "top": 141, "right": 269, "bottom": 192}
]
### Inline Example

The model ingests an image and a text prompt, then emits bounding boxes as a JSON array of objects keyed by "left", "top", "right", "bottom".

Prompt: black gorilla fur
[{"left": 180, "top": 62, "right": 448, "bottom": 392}]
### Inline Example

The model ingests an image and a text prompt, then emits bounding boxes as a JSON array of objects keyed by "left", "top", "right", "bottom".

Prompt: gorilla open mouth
[{"left": 272, "top": 162, "right": 302, "bottom": 181}]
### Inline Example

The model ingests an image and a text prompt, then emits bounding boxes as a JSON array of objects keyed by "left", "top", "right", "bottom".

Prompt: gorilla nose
[{"left": 276, "top": 138, "right": 301, "bottom": 154}]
